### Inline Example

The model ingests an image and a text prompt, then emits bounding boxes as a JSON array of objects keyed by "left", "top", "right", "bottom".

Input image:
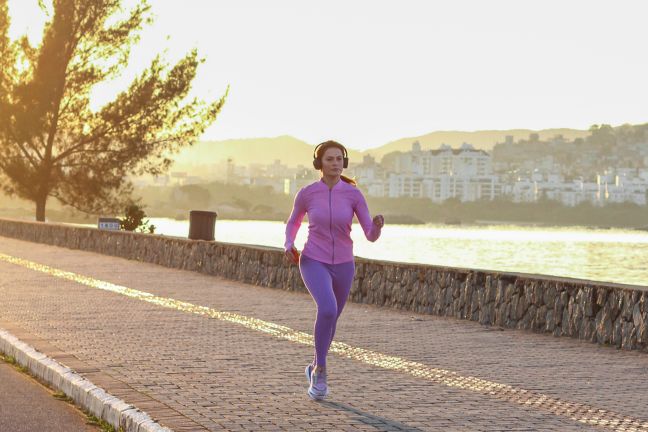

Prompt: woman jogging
[{"left": 284, "top": 140, "right": 384, "bottom": 400}]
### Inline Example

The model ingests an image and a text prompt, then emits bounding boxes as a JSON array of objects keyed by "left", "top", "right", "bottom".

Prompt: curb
[{"left": 0, "top": 328, "right": 173, "bottom": 432}]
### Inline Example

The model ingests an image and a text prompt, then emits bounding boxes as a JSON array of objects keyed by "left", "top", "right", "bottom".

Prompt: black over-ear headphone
[{"left": 313, "top": 141, "right": 349, "bottom": 170}]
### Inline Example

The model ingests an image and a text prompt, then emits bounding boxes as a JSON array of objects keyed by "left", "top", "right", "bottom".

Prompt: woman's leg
[
  {"left": 299, "top": 255, "right": 337, "bottom": 369},
  {"left": 325, "top": 260, "right": 356, "bottom": 354}
]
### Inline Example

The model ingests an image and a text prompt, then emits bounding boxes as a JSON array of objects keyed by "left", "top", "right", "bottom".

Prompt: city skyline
[
  {"left": 6, "top": 0, "right": 648, "bottom": 151},
  {"left": 139, "top": 135, "right": 648, "bottom": 210}
]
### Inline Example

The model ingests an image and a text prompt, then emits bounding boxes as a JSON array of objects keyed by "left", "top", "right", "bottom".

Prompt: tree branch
[
  {"left": 15, "top": 141, "right": 40, "bottom": 169},
  {"left": 50, "top": 190, "right": 96, "bottom": 214},
  {"left": 53, "top": 95, "right": 161, "bottom": 163},
  {"left": 22, "top": 134, "right": 45, "bottom": 160},
  {"left": 0, "top": 157, "right": 32, "bottom": 192}
]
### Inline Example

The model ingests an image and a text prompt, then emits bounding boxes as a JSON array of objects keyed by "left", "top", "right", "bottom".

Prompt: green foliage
[
  {"left": 52, "top": 391, "right": 74, "bottom": 403},
  {"left": 232, "top": 196, "right": 252, "bottom": 212},
  {"left": 0, "top": 0, "right": 228, "bottom": 221},
  {"left": 251, "top": 203, "right": 274, "bottom": 214},
  {"left": 363, "top": 195, "right": 648, "bottom": 228},
  {"left": 172, "top": 184, "right": 211, "bottom": 208},
  {"left": 119, "top": 203, "right": 154, "bottom": 233},
  {"left": 493, "top": 122, "right": 648, "bottom": 174},
  {"left": 132, "top": 180, "right": 648, "bottom": 228},
  {"left": 1, "top": 354, "right": 16, "bottom": 365},
  {"left": 84, "top": 411, "right": 120, "bottom": 432},
  {"left": 137, "top": 181, "right": 294, "bottom": 220}
]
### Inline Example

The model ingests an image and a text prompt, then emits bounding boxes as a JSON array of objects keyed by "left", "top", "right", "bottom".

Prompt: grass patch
[
  {"left": 1, "top": 353, "right": 30, "bottom": 374},
  {"left": 54, "top": 390, "right": 121, "bottom": 432},
  {"left": 53, "top": 390, "right": 74, "bottom": 403},
  {"left": 1, "top": 353, "right": 16, "bottom": 364},
  {"left": 84, "top": 411, "right": 122, "bottom": 432}
]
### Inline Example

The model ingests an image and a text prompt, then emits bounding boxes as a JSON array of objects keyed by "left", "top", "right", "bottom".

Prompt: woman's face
[{"left": 321, "top": 147, "right": 344, "bottom": 176}]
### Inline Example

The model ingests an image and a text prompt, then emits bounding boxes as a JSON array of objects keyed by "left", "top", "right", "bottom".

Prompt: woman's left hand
[{"left": 372, "top": 214, "right": 384, "bottom": 228}]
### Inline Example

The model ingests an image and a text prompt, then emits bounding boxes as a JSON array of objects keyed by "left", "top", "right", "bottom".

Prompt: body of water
[{"left": 144, "top": 218, "right": 648, "bottom": 287}]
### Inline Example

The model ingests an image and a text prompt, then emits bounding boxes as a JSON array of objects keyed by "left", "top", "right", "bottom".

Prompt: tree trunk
[{"left": 35, "top": 196, "right": 47, "bottom": 222}]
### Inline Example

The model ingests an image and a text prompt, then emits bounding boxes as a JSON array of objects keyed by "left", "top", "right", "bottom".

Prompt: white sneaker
[
  {"left": 305, "top": 364, "right": 313, "bottom": 385},
  {"left": 308, "top": 368, "right": 329, "bottom": 400}
]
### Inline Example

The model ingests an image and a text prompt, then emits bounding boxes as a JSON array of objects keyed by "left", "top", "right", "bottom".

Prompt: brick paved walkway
[{"left": 0, "top": 236, "right": 647, "bottom": 431}]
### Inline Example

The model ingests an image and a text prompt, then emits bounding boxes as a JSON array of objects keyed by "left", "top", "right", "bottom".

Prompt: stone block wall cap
[{"left": 1, "top": 216, "right": 647, "bottom": 292}]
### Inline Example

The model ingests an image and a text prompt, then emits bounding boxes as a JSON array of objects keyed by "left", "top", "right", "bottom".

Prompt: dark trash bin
[{"left": 188, "top": 210, "right": 218, "bottom": 241}]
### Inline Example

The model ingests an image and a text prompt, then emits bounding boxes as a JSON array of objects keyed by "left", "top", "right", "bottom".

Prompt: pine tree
[{"left": 0, "top": 0, "right": 228, "bottom": 221}]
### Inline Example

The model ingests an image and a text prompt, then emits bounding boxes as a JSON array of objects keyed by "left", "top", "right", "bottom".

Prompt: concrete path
[
  {"left": 0, "top": 360, "right": 97, "bottom": 432},
  {"left": 0, "top": 235, "right": 647, "bottom": 431}
]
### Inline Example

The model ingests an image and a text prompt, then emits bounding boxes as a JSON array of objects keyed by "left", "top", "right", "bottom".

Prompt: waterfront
[{"left": 147, "top": 218, "right": 648, "bottom": 287}]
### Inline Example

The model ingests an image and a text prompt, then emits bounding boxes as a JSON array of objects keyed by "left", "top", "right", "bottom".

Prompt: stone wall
[{"left": 1, "top": 218, "right": 646, "bottom": 352}]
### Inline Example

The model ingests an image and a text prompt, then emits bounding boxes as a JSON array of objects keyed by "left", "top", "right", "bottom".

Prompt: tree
[
  {"left": 588, "top": 124, "right": 615, "bottom": 148},
  {"left": 0, "top": 0, "right": 228, "bottom": 221},
  {"left": 119, "top": 202, "right": 154, "bottom": 233},
  {"left": 171, "top": 184, "right": 211, "bottom": 208}
]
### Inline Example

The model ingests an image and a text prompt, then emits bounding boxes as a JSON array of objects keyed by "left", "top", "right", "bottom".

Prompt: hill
[
  {"left": 169, "top": 135, "right": 364, "bottom": 173},
  {"left": 364, "top": 128, "right": 590, "bottom": 159},
  {"left": 168, "top": 128, "right": 593, "bottom": 171}
]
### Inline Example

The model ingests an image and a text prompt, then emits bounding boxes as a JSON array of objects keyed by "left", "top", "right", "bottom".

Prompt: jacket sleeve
[
  {"left": 284, "top": 188, "right": 307, "bottom": 251},
  {"left": 354, "top": 190, "right": 381, "bottom": 242}
]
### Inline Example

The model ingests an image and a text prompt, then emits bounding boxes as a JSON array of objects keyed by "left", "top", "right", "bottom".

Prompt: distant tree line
[
  {"left": 3, "top": 179, "right": 647, "bottom": 228},
  {"left": 493, "top": 123, "right": 648, "bottom": 176},
  {"left": 133, "top": 182, "right": 648, "bottom": 228}
]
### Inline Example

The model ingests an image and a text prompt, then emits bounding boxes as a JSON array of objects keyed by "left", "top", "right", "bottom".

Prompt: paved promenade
[{"left": 1, "top": 235, "right": 647, "bottom": 431}]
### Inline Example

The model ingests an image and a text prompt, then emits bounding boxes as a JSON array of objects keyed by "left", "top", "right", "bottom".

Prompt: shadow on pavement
[{"left": 320, "top": 400, "right": 425, "bottom": 431}]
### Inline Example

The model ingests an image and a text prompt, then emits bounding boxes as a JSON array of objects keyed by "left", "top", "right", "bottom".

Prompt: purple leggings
[{"left": 299, "top": 253, "right": 356, "bottom": 368}]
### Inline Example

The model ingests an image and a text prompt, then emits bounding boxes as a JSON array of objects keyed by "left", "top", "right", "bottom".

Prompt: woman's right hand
[{"left": 284, "top": 246, "right": 299, "bottom": 264}]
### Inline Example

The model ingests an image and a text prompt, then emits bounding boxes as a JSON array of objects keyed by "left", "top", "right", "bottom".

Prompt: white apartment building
[
  {"left": 542, "top": 180, "right": 599, "bottom": 207},
  {"left": 281, "top": 142, "right": 498, "bottom": 202},
  {"left": 508, "top": 179, "right": 537, "bottom": 203},
  {"left": 277, "top": 141, "right": 648, "bottom": 207},
  {"left": 284, "top": 169, "right": 320, "bottom": 195},
  {"left": 383, "top": 174, "right": 502, "bottom": 202},
  {"left": 351, "top": 154, "right": 385, "bottom": 182},
  {"left": 386, "top": 174, "right": 423, "bottom": 198},
  {"left": 434, "top": 175, "right": 501, "bottom": 202},
  {"left": 604, "top": 175, "right": 648, "bottom": 206},
  {"left": 373, "top": 142, "right": 501, "bottom": 202},
  {"left": 507, "top": 173, "right": 648, "bottom": 206},
  {"left": 394, "top": 141, "right": 492, "bottom": 177},
  {"left": 348, "top": 154, "right": 389, "bottom": 198}
]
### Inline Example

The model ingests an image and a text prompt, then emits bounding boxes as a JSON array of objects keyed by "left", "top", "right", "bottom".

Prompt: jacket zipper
[{"left": 329, "top": 188, "right": 334, "bottom": 263}]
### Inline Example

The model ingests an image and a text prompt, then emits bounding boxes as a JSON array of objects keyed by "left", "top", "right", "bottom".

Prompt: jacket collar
[{"left": 318, "top": 177, "right": 344, "bottom": 190}]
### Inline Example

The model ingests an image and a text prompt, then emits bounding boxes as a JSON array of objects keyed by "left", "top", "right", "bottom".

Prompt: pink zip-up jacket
[{"left": 284, "top": 179, "right": 381, "bottom": 264}]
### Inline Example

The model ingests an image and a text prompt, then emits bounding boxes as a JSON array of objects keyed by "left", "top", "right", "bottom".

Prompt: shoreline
[{"left": 2, "top": 209, "right": 647, "bottom": 231}]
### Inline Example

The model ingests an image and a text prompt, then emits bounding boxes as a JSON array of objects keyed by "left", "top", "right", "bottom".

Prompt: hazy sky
[{"left": 7, "top": 1, "right": 648, "bottom": 150}]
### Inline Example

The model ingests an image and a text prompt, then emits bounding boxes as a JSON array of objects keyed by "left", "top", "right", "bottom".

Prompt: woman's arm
[
  {"left": 284, "top": 188, "right": 306, "bottom": 251},
  {"left": 354, "top": 191, "right": 382, "bottom": 242}
]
